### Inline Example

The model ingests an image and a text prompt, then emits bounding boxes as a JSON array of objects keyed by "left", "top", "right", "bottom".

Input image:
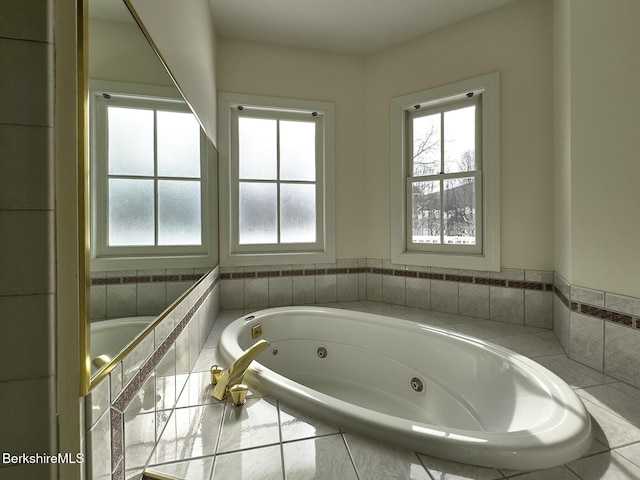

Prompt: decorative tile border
[
  {"left": 91, "top": 273, "right": 203, "bottom": 286},
  {"left": 577, "top": 304, "right": 634, "bottom": 327},
  {"left": 222, "top": 266, "right": 554, "bottom": 292},
  {"left": 108, "top": 273, "right": 219, "bottom": 476},
  {"left": 554, "top": 286, "right": 572, "bottom": 310},
  {"left": 221, "top": 266, "right": 364, "bottom": 279},
  {"left": 554, "top": 282, "right": 640, "bottom": 329}
]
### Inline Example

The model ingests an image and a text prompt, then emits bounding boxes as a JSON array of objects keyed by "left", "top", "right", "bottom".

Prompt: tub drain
[
  {"left": 316, "top": 346, "right": 328, "bottom": 358},
  {"left": 410, "top": 377, "right": 424, "bottom": 393}
]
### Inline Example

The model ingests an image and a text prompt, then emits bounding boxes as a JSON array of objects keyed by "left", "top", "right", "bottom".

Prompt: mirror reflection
[{"left": 87, "top": 0, "right": 218, "bottom": 377}]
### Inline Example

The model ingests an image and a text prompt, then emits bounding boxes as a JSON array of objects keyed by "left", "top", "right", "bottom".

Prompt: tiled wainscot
[
  {"left": 83, "top": 260, "right": 640, "bottom": 479},
  {"left": 220, "top": 258, "right": 554, "bottom": 328},
  {"left": 90, "top": 268, "right": 211, "bottom": 321},
  {"left": 554, "top": 273, "right": 640, "bottom": 389},
  {"left": 85, "top": 267, "right": 220, "bottom": 480}
]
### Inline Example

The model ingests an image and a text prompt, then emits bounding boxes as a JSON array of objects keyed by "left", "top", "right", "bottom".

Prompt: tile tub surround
[
  {"left": 220, "top": 259, "right": 554, "bottom": 328},
  {"left": 554, "top": 274, "right": 640, "bottom": 389},
  {"left": 90, "top": 268, "right": 209, "bottom": 321},
  {"left": 85, "top": 267, "right": 220, "bottom": 480},
  {"left": 141, "top": 305, "right": 640, "bottom": 480},
  {"left": 0, "top": 2, "right": 57, "bottom": 479}
]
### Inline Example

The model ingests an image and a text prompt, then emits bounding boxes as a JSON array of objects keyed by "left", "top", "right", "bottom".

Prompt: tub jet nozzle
[{"left": 410, "top": 377, "right": 424, "bottom": 393}]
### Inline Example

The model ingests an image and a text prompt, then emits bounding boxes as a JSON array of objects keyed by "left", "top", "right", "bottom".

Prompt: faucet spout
[{"left": 212, "top": 339, "right": 270, "bottom": 400}]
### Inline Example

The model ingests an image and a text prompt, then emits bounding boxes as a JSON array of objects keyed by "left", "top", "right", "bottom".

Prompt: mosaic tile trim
[
  {"left": 554, "top": 285, "right": 639, "bottom": 329},
  {"left": 109, "top": 274, "right": 218, "bottom": 474},
  {"left": 554, "top": 286, "right": 572, "bottom": 310},
  {"left": 91, "top": 273, "right": 203, "bottom": 286},
  {"left": 577, "top": 303, "right": 635, "bottom": 326},
  {"left": 110, "top": 409, "right": 123, "bottom": 473},
  {"left": 222, "top": 267, "right": 553, "bottom": 292}
]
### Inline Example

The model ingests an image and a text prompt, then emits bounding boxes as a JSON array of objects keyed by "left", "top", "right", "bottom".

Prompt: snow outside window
[{"left": 390, "top": 72, "right": 500, "bottom": 271}]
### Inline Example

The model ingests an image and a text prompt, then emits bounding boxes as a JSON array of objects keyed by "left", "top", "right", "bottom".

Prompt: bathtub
[
  {"left": 90, "top": 316, "right": 156, "bottom": 373},
  {"left": 219, "top": 306, "right": 592, "bottom": 470}
]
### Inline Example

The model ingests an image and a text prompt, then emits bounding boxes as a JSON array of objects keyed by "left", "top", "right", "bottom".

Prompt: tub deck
[
  {"left": 145, "top": 302, "right": 640, "bottom": 479},
  {"left": 219, "top": 306, "right": 592, "bottom": 469}
]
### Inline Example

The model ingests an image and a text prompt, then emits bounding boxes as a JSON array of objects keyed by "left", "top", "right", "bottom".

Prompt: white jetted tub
[
  {"left": 219, "top": 306, "right": 592, "bottom": 470},
  {"left": 90, "top": 316, "right": 156, "bottom": 374}
]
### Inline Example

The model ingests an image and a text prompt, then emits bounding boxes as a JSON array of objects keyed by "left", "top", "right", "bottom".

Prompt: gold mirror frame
[
  {"left": 79, "top": 0, "right": 91, "bottom": 395},
  {"left": 79, "top": 0, "right": 217, "bottom": 395}
]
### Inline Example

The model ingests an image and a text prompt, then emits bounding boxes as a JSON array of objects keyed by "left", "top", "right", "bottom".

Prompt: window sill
[
  {"left": 90, "top": 253, "right": 217, "bottom": 272},
  {"left": 220, "top": 250, "right": 336, "bottom": 267},
  {"left": 392, "top": 250, "right": 500, "bottom": 272}
]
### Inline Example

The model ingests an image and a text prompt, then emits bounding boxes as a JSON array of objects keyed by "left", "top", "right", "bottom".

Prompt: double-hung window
[
  {"left": 390, "top": 72, "right": 500, "bottom": 271},
  {"left": 408, "top": 97, "right": 481, "bottom": 253},
  {"left": 90, "top": 82, "right": 216, "bottom": 269},
  {"left": 219, "top": 93, "right": 335, "bottom": 265}
]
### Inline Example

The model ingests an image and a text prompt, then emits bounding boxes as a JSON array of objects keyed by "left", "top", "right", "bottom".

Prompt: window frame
[
  {"left": 218, "top": 92, "right": 336, "bottom": 266},
  {"left": 89, "top": 80, "right": 217, "bottom": 271},
  {"left": 390, "top": 72, "right": 500, "bottom": 271}
]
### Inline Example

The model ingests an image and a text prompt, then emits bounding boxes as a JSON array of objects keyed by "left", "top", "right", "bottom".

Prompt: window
[
  {"left": 90, "top": 81, "right": 216, "bottom": 269},
  {"left": 390, "top": 72, "right": 500, "bottom": 271},
  {"left": 218, "top": 93, "right": 335, "bottom": 265},
  {"left": 408, "top": 97, "right": 481, "bottom": 253}
]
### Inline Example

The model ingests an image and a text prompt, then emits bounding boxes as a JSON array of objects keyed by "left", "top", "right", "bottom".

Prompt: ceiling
[
  {"left": 90, "top": 0, "right": 521, "bottom": 55},
  {"left": 207, "top": 0, "right": 520, "bottom": 54}
]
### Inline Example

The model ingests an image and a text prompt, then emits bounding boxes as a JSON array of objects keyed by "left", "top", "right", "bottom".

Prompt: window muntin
[
  {"left": 407, "top": 98, "right": 482, "bottom": 253},
  {"left": 91, "top": 92, "right": 209, "bottom": 260},
  {"left": 231, "top": 108, "right": 323, "bottom": 252}
]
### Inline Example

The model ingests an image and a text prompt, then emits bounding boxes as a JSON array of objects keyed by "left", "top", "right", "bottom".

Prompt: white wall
[
  {"left": 554, "top": 0, "right": 640, "bottom": 298},
  {"left": 216, "top": 39, "right": 367, "bottom": 259},
  {"left": 216, "top": 0, "right": 555, "bottom": 271},
  {"left": 553, "top": 0, "right": 572, "bottom": 282},
  {"left": 128, "top": 0, "right": 219, "bottom": 146},
  {"left": 89, "top": 17, "right": 174, "bottom": 86},
  {"left": 364, "top": 0, "right": 554, "bottom": 269},
  {"left": 569, "top": 0, "right": 640, "bottom": 298}
]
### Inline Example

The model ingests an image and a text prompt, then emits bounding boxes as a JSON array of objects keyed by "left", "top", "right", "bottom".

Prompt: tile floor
[{"left": 144, "top": 301, "right": 640, "bottom": 480}]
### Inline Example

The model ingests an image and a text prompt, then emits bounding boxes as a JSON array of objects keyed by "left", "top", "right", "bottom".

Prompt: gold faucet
[{"left": 211, "top": 339, "right": 270, "bottom": 401}]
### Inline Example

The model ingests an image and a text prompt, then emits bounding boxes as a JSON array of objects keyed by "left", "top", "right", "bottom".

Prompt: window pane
[
  {"left": 158, "top": 180, "right": 202, "bottom": 246},
  {"left": 411, "top": 180, "right": 440, "bottom": 244},
  {"left": 443, "top": 177, "right": 476, "bottom": 245},
  {"left": 157, "top": 111, "right": 201, "bottom": 178},
  {"left": 108, "top": 106, "right": 154, "bottom": 176},
  {"left": 280, "top": 184, "right": 316, "bottom": 243},
  {"left": 239, "top": 182, "right": 277, "bottom": 244},
  {"left": 444, "top": 105, "right": 475, "bottom": 174},
  {"left": 280, "top": 120, "right": 316, "bottom": 181},
  {"left": 239, "top": 117, "right": 277, "bottom": 180},
  {"left": 412, "top": 113, "right": 441, "bottom": 176},
  {"left": 108, "top": 178, "right": 154, "bottom": 246}
]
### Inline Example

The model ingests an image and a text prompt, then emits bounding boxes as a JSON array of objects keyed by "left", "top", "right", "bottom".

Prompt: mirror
[{"left": 85, "top": 0, "right": 218, "bottom": 388}]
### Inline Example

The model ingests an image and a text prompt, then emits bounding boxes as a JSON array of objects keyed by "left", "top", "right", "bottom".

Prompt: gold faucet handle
[
  {"left": 225, "top": 339, "right": 270, "bottom": 385},
  {"left": 92, "top": 354, "right": 112, "bottom": 368},
  {"left": 229, "top": 383, "right": 249, "bottom": 406},
  {"left": 211, "top": 339, "right": 270, "bottom": 401},
  {"left": 210, "top": 365, "right": 224, "bottom": 385}
]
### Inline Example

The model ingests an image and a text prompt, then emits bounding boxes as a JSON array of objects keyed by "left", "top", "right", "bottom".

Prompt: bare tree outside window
[{"left": 410, "top": 105, "right": 477, "bottom": 246}]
